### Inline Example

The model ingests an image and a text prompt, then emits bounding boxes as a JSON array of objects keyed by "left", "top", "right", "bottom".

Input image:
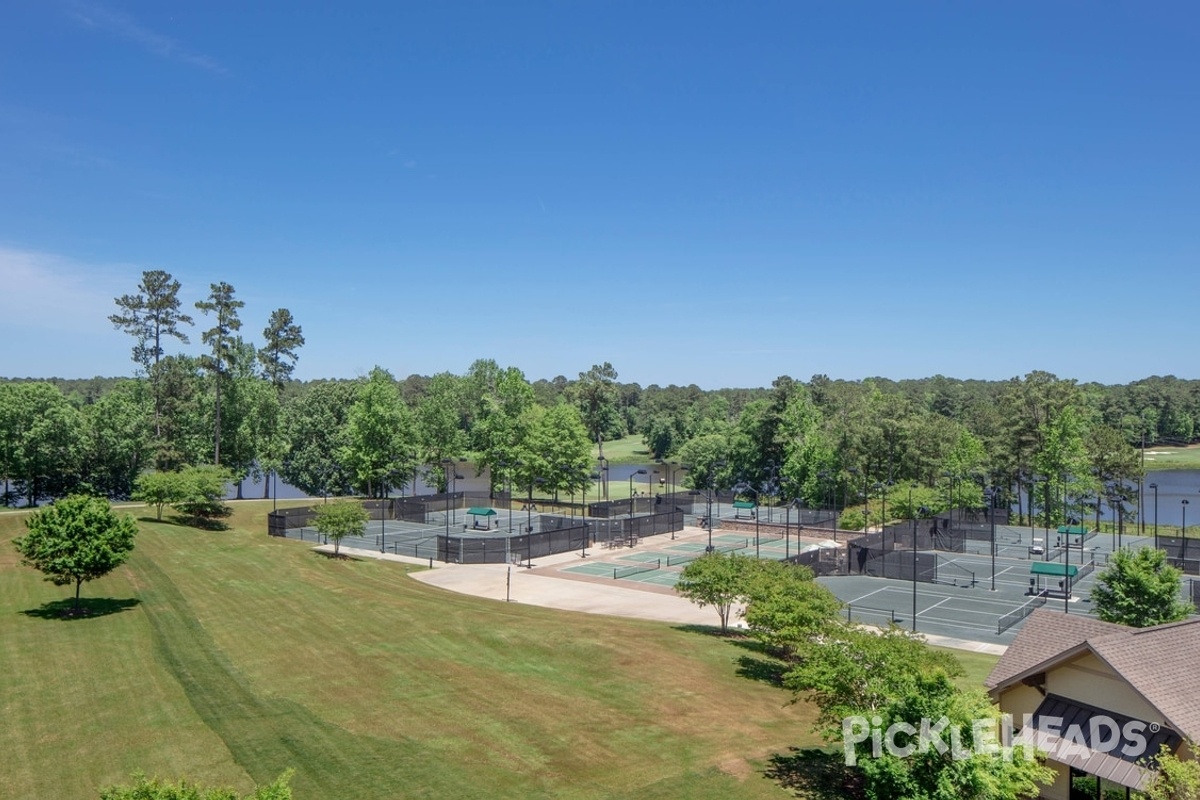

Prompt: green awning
[
  {"left": 732, "top": 500, "right": 756, "bottom": 509},
  {"left": 467, "top": 507, "right": 497, "bottom": 516},
  {"left": 1031, "top": 561, "right": 1079, "bottom": 578},
  {"left": 1057, "top": 525, "right": 1089, "bottom": 537}
]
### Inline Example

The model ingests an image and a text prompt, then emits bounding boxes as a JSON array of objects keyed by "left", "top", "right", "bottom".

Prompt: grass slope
[
  {"left": 2, "top": 502, "right": 813, "bottom": 800},
  {"left": 1142, "top": 444, "right": 1200, "bottom": 471}
]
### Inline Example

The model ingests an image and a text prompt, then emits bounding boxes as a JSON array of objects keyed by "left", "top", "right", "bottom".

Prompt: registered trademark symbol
[{"left": 1150, "top": 723, "right": 1161, "bottom": 733}]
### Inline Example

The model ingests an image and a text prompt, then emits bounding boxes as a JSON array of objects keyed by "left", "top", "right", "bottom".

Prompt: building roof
[
  {"left": 1030, "top": 561, "right": 1078, "bottom": 578},
  {"left": 987, "top": 608, "right": 1200, "bottom": 741}
]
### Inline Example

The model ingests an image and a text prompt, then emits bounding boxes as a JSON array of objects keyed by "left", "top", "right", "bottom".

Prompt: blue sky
[{"left": 2, "top": 1, "right": 1197, "bottom": 388}]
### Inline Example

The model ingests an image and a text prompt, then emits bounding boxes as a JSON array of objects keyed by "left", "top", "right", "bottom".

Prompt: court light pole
[
  {"left": 985, "top": 486, "right": 998, "bottom": 591},
  {"left": 910, "top": 488, "right": 918, "bottom": 633},
  {"left": 1184, "top": 499, "right": 1190, "bottom": 539}
]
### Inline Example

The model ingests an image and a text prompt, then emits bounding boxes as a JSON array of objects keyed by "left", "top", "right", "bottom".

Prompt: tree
[
  {"left": 849, "top": 672, "right": 1054, "bottom": 800},
  {"left": 739, "top": 560, "right": 842, "bottom": 655},
  {"left": 341, "top": 367, "right": 417, "bottom": 498},
  {"left": 1142, "top": 743, "right": 1200, "bottom": 800},
  {"left": 149, "top": 355, "right": 210, "bottom": 471},
  {"left": 258, "top": 308, "right": 305, "bottom": 393},
  {"left": 279, "top": 381, "right": 357, "bottom": 498},
  {"left": 100, "top": 770, "right": 293, "bottom": 800},
  {"left": 784, "top": 625, "right": 963, "bottom": 738},
  {"left": 675, "top": 552, "right": 754, "bottom": 632},
  {"left": 13, "top": 494, "right": 137, "bottom": 612},
  {"left": 0, "top": 381, "right": 86, "bottom": 504},
  {"left": 313, "top": 499, "right": 368, "bottom": 556},
  {"left": 133, "top": 471, "right": 185, "bottom": 521},
  {"left": 568, "top": 363, "right": 624, "bottom": 461},
  {"left": 195, "top": 282, "right": 245, "bottom": 466},
  {"left": 415, "top": 372, "right": 468, "bottom": 491},
  {"left": 108, "top": 270, "right": 194, "bottom": 439},
  {"left": 526, "top": 402, "right": 594, "bottom": 499},
  {"left": 172, "top": 465, "right": 234, "bottom": 526},
  {"left": 1091, "top": 547, "right": 1193, "bottom": 627},
  {"left": 80, "top": 380, "right": 153, "bottom": 499}
]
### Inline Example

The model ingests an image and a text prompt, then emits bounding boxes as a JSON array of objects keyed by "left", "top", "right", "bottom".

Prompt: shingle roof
[
  {"left": 984, "top": 609, "right": 1125, "bottom": 691},
  {"left": 987, "top": 609, "right": 1200, "bottom": 741}
]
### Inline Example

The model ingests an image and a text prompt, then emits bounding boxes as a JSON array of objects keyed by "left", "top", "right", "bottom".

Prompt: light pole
[
  {"left": 1150, "top": 483, "right": 1159, "bottom": 549},
  {"left": 598, "top": 456, "right": 609, "bottom": 501},
  {"left": 629, "top": 469, "right": 648, "bottom": 519},
  {"left": 1184, "top": 499, "right": 1190, "bottom": 539},
  {"left": 985, "top": 486, "right": 998, "bottom": 591}
]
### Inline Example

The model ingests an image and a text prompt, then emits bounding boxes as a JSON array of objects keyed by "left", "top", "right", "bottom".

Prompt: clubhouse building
[{"left": 986, "top": 608, "right": 1200, "bottom": 799}]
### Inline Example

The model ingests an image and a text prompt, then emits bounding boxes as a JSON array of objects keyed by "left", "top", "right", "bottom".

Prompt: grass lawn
[
  {"left": 593, "top": 434, "right": 655, "bottom": 465},
  {"left": 1142, "top": 444, "right": 1200, "bottom": 471},
  {"left": 2, "top": 500, "right": 819, "bottom": 800}
]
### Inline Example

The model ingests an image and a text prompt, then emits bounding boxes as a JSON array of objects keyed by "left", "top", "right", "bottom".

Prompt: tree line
[{"left": 0, "top": 269, "right": 1197, "bottom": 521}]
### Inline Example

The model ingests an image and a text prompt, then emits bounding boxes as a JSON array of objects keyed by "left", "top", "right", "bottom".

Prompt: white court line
[
  {"left": 872, "top": 584, "right": 1035, "bottom": 611},
  {"left": 848, "top": 586, "right": 896, "bottom": 605},
  {"left": 918, "top": 597, "right": 952, "bottom": 616}
]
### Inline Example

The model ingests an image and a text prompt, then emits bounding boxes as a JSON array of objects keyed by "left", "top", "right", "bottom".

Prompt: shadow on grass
[
  {"left": 765, "top": 746, "right": 863, "bottom": 800},
  {"left": 22, "top": 597, "right": 141, "bottom": 620},
  {"left": 167, "top": 514, "right": 230, "bottom": 531}
]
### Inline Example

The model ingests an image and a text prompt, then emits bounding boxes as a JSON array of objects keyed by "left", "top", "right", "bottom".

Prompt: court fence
[
  {"left": 1160, "top": 536, "right": 1200, "bottom": 576},
  {"left": 1191, "top": 579, "right": 1200, "bottom": 607},
  {"left": 269, "top": 498, "right": 684, "bottom": 565},
  {"left": 786, "top": 546, "right": 849, "bottom": 577}
]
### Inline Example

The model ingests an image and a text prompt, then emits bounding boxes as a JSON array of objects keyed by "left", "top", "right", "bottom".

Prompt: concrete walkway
[{"left": 318, "top": 542, "right": 1007, "bottom": 655}]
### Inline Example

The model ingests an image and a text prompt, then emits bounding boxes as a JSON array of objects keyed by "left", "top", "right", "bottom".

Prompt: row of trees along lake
[{"left": 1, "top": 270, "right": 1198, "bottom": 527}]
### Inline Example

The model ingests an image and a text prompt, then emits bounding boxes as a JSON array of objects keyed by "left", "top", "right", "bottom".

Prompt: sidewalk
[{"left": 319, "top": 543, "right": 1007, "bottom": 654}]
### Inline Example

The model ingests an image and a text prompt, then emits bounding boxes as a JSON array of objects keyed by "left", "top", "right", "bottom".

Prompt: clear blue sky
[{"left": 3, "top": 1, "right": 1197, "bottom": 388}]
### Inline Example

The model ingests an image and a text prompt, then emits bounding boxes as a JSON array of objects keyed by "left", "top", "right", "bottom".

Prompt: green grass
[
  {"left": 2, "top": 501, "right": 817, "bottom": 800},
  {"left": 594, "top": 434, "right": 655, "bottom": 465},
  {"left": 930, "top": 646, "right": 1000, "bottom": 692},
  {"left": 1141, "top": 444, "right": 1200, "bottom": 471}
]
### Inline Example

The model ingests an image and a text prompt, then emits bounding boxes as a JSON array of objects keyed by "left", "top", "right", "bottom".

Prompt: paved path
[{"left": 318, "top": 539, "right": 1007, "bottom": 656}]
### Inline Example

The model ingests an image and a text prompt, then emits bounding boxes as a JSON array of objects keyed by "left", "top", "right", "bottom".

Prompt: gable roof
[{"left": 987, "top": 608, "right": 1200, "bottom": 741}]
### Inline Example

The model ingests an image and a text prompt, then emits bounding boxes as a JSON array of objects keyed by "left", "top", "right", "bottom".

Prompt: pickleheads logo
[{"left": 842, "top": 714, "right": 1159, "bottom": 766}]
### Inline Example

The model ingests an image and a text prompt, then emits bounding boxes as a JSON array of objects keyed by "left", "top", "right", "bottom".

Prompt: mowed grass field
[
  {"left": 1142, "top": 444, "right": 1200, "bottom": 470},
  {"left": 1, "top": 500, "right": 828, "bottom": 800}
]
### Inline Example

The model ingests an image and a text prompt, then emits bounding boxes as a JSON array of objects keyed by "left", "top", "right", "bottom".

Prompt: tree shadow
[
  {"left": 167, "top": 514, "right": 230, "bottom": 531},
  {"left": 22, "top": 597, "right": 141, "bottom": 621},
  {"left": 735, "top": 654, "right": 789, "bottom": 687},
  {"left": 765, "top": 746, "right": 863, "bottom": 799}
]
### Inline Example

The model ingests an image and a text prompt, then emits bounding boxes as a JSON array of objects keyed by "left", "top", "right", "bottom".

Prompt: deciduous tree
[
  {"left": 1092, "top": 547, "right": 1193, "bottom": 627},
  {"left": 133, "top": 470, "right": 185, "bottom": 521},
  {"left": 313, "top": 499, "right": 369, "bottom": 556},
  {"left": 13, "top": 494, "right": 137, "bottom": 611},
  {"left": 675, "top": 552, "right": 753, "bottom": 632}
]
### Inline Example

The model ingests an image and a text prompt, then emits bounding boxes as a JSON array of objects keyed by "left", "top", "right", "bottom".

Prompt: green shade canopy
[
  {"left": 732, "top": 500, "right": 756, "bottom": 509},
  {"left": 1031, "top": 561, "right": 1079, "bottom": 578},
  {"left": 1057, "top": 525, "right": 1089, "bottom": 536},
  {"left": 466, "top": 507, "right": 497, "bottom": 516}
]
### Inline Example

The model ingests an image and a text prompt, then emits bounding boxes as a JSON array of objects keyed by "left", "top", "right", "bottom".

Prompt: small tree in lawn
[
  {"left": 132, "top": 470, "right": 184, "bottom": 521},
  {"left": 675, "top": 552, "right": 753, "bottom": 632},
  {"left": 172, "top": 465, "right": 234, "bottom": 527},
  {"left": 13, "top": 494, "right": 137, "bottom": 613},
  {"left": 313, "top": 499, "right": 368, "bottom": 557},
  {"left": 1092, "top": 547, "right": 1193, "bottom": 628}
]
